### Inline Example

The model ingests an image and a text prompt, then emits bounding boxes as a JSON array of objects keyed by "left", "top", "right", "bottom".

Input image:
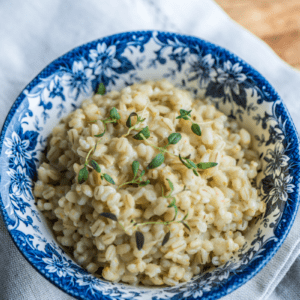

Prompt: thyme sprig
[
  {"left": 140, "top": 132, "right": 182, "bottom": 170},
  {"left": 78, "top": 147, "right": 115, "bottom": 185},
  {"left": 94, "top": 107, "right": 121, "bottom": 138},
  {"left": 118, "top": 161, "right": 150, "bottom": 189},
  {"left": 176, "top": 109, "right": 201, "bottom": 136},
  {"left": 124, "top": 112, "right": 146, "bottom": 137},
  {"left": 179, "top": 154, "right": 218, "bottom": 176},
  {"left": 133, "top": 126, "right": 150, "bottom": 140},
  {"left": 97, "top": 82, "right": 106, "bottom": 95},
  {"left": 162, "top": 179, "right": 178, "bottom": 221},
  {"left": 100, "top": 179, "right": 190, "bottom": 250}
]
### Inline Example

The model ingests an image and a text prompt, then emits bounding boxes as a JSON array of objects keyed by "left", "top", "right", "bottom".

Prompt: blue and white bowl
[{"left": 0, "top": 31, "right": 299, "bottom": 300}]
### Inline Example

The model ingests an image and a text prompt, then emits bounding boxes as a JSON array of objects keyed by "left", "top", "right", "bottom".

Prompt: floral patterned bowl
[{"left": 0, "top": 31, "right": 299, "bottom": 300}]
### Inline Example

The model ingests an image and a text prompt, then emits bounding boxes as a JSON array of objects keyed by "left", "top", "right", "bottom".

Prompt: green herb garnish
[
  {"left": 147, "top": 153, "right": 165, "bottom": 169},
  {"left": 90, "top": 160, "right": 101, "bottom": 173},
  {"left": 196, "top": 162, "right": 218, "bottom": 169},
  {"left": 140, "top": 132, "right": 182, "bottom": 170},
  {"left": 191, "top": 123, "right": 201, "bottom": 136},
  {"left": 97, "top": 82, "right": 106, "bottom": 95},
  {"left": 133, "top": 126, "right": 150, "bottom": 140},
  {"left": 176, "top": 109, "right": 202, "bottom": 136},
  {"left": 118, "top": 161, "right": 150, "bottom": 188},
  {"left": 77, "top": 143, "right": 115, "bottom": 185},
  {"left": 179, "top": 154, "right": 218, "bottom": 175},
  {"left": 167, "top": 133, "right": 182, "bottom": 145},
  {"left": 102, "top": 173, "right": 115, "bottom": 185},
  {"left": 124, "top": 112, "right": 146, "bottom": 137},
  {"left": 176, "top": 109, "right": 192, "bottom": 120},
  {"left": 163, "top": 178, "right": 178, "bottom": 221},
  {"left": 78, "top": 167, "right": 89, "bottom": 184},
  {"left": 93, "top": 107, "right": 121, "bottom": 137}
]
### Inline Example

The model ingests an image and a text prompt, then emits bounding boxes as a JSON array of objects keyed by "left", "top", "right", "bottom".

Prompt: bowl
[{"left": 0, "top": 30, "right": 299, "bottom": 300}]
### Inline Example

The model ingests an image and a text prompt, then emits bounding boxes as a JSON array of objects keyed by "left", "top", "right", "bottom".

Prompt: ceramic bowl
[{"left": 1, "top": 31, "right": 299, "bottom": 300}]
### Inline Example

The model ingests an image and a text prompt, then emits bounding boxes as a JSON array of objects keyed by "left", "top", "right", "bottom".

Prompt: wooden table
[{"left": 215, "top": 0, "right": 300, "bottom": 70}]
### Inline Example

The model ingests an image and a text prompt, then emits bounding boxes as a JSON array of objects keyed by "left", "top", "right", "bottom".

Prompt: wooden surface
[{"left": 215, "top": 0, "right": 300, "bottom": 70}]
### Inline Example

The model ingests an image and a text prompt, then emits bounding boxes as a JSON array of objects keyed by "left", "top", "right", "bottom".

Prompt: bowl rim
[{"left": 0, "top": 30, "right": 300, "bottom": 300}]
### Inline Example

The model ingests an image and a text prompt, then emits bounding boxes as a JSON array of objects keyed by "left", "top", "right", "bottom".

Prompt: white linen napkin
[{"left": 1, "top": 0, "right": 300, "bottom": 299}]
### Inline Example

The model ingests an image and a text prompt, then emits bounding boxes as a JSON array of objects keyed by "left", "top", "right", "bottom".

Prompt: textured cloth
[{"left": 1, "top": 0, "right": 300, "bottom": 299}]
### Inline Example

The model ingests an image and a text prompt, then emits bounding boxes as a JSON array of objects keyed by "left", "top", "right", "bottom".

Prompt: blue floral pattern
[
  {"left": 7, "top": 166, "right": 33, "bottom": 201},
  {"left": 64, "top": 60, "right": 95, "bottom": 101},
  {"left": 217, "top": 61, "right": 247, "bottom": 96},
  {"left": 186, "top": 53, "right": 217, "bottom": 88},
  {"left": 4, "top": 132, "right": 32, "bottom": 166},
  {"left": 43, "top": 254, "right": 76, "bottom": 278},
  {"left": 89, "top": 43, "right": 121, "bottom": 76},
  {"left": 265, "top": 142, "right": 289, "bottom": 177},
  {"left": 0, "top": 31, "right": 300, "bottom": 300}
]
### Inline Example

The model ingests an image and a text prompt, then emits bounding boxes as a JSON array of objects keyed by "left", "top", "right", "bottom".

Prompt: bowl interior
[{"left": 0, "top": 31, "right": 299, "bottom": 300}]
